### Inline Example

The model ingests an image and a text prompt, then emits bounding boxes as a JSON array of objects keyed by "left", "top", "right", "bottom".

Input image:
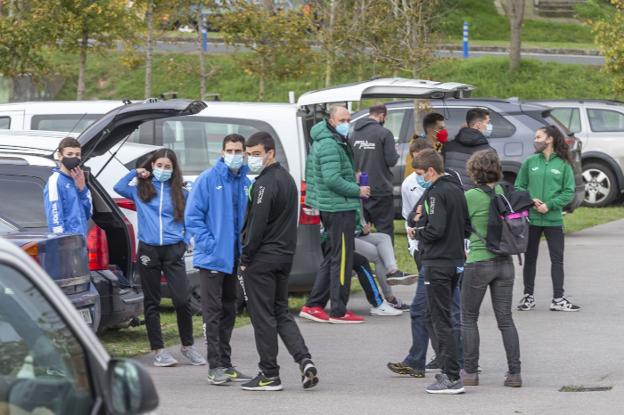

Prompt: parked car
[
  {"left": 529, "top": 99, "right": 624, "bottom": 207},
  {"left": 351, "top": 98, "right": 585, "bottom": 217},
  {"left": 0, "top": 236, "right": 159, "bottom": 414},
  {"left": 0, "top": 215, "right": 101, "bottom": 330},
  {"left": 0, "top": 99, "right": 207, "bottom": 330}
]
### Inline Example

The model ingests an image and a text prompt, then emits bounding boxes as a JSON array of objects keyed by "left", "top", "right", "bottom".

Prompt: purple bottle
[{"left": 359, "top": 171, "right": 369, "bottom": 200}]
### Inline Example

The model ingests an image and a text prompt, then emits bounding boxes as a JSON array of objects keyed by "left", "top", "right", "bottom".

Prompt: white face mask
[{"left": 247, "top": 155, "right": 266, "bottom": 174}]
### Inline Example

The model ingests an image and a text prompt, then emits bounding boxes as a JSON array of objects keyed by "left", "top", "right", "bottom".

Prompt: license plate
[{"left": 79, "top": 308, "right": 93, "bottom": 325}]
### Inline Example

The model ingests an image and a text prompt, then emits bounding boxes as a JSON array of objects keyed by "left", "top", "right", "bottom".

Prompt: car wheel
[
  {"left": 189, "top": 286, "right": 202, "bottom": 316},
  {"left": 582, "top": 162, "right": 618, "bottom": 207}
]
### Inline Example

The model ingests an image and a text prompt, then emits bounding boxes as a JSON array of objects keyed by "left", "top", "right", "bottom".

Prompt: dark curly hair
[
  {"left": 467, "top": 150, "right": 502, "bottom": 185},
  {"left": 537, "top": 125, "right": 573, "bottom": 165}
]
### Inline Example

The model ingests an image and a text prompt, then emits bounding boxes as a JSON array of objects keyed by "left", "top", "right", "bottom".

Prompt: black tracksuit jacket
[
  {"left": 240, "top": 162, "right": 298, "bottom": 266},
  {"left": 413, "top": 174, "right": 471, "bottom": 267}
]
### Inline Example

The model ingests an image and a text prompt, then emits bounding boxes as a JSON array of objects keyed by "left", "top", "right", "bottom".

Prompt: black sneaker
[
  {"left": 386, "top": 271, "right": 418, "bottom": 286},
  {"left": 550, "top": 297, "right": 581, "bottom": 312},
  {"left": 387, "top": 362, "right": 425, "bottom": 378},
  {"left": 517, "top": 294, "right": 535, "bottom": 311},
  {"left": 299, "top": 359, "right": 319, "bottom": 389},
  {"left": 425, "top": 356, "right": 440, "bottom": 372},
  {"left": 240, "top": 372, "right": 283, "bottom": 391},
  {"left": 387, "top": 297, "right": 410, "bottom": 311}
]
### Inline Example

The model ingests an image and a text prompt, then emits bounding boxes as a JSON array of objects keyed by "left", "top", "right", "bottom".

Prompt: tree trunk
[
  {"left": 324, "top": 0, "right": 336, "bottom": 87},
  {"left": 196, "top": 3, "right": 206, "bottom": 99},
  {"left": 144, "top": 0, "right": 154, "bottom": 99},
  {"left": 76, "top": 27, "right": 88, "bottom": 100},
  {"left": 508, "top": 0, "right": 525, "bottom": 72},
  {"left": 258, "top": 58, "right": 265, "bottom": 101}
]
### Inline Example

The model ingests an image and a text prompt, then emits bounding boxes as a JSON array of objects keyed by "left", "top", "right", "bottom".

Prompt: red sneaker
[
  {"left": 329, "top": 311, "right": 365, "bottom": 324},
  {"left": 299, "top": 306, "right": 330, "bottom": 323}
]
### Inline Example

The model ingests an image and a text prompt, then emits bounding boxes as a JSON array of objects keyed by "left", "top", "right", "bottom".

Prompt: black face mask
[
  {"left": 61, "top": 157, "right": 81, "bottom": 170},
  {"left": 379, "top": 120, "right": 385, "bottom": 127}
]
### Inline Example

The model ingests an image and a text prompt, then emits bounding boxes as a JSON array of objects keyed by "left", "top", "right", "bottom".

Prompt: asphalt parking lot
[{"left": 141, "top": 219, "right": 624, "bottom": 415}]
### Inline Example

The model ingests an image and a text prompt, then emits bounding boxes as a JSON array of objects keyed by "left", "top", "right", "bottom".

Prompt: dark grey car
[{"left": 352, "top": 98, "right": 585, "bottom": 217}]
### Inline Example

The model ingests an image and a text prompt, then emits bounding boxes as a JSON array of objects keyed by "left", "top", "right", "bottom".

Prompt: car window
[
  {"left": 0, "top": 263, "right": 94, "bottom": 414},
  {"left": 31, "top": 115, "right": 101, "bottom": 133},
  {"left": 384, "top": 109, "right": 408, "bottom": 141},
  {"left": 0, "top": 117, "right": 10, "bottom": 129},
  {"left": 551, "top": 108, "right": 581, "bottom": 133},
  {"left": 433, "top": 107, "right": 516, "bottom": 139},
  {"left": 129, "top": 116, "right": 289, "bottom": 176},
  {"left": 0, "top": 218, "right": 17, "bottom": 234},
  {"left": 0, "top": 176, "right": 47, "bottom": 228},
  {"left": 587, "top": 108, "right": 624, "bottom": 132}
]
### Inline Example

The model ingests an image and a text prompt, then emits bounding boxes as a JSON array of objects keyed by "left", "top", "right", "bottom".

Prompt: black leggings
[{"left": 523, "top": 225, "right": 565, "bottom": 299}]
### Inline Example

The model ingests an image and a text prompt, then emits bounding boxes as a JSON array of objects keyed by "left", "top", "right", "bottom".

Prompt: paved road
[
  {"left": 151, "top": 41, "right": 605, "bottom": 66},
  {"left": 140, "top": 219, "right": 624, "bottom": 414}
]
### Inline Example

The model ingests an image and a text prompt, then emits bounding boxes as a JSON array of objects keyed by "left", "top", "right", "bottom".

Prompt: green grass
[
  {"left": 563, "top": 206, "right": 624, "bottom": 234},
  {"left": 55, "top": 51, "right": 620, "bottom": 103},
  {"left": 441, "top": 0, "right": 595, "bottom": 44}
]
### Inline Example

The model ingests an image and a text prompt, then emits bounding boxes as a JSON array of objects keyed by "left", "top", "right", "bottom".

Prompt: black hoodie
[
  {"left": 414, "top": 174, "right": 471, "bottom": 267},
  {"left": 442, "top": 127, "right": 494, "bottom": 191},
  {"left": 349, "top": 117, "right": 399, "bottom": 196}
]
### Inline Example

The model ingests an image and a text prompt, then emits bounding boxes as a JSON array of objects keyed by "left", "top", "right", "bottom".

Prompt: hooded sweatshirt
[
  {"left": 349, "top": 117, "right": 399, "bottom": 196},
  {"left": 442, "top": 127, "right": 494, "bottom": 190}
]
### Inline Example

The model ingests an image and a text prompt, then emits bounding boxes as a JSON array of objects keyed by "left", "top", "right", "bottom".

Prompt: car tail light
[
  {"left": 123, "top": 215, "right": 137, "bottom": 263},
  {"left": 115, "top": 198, "right": 136, "bottom": 211},
  {"left": 22, "top": 242, "right": 39, "bottom": 264},
  {"left": 87, "top": 225, "right": 109, "bottom": 271},
  {"left": 299, "top": 180, "right": 320, "bottom": 225}
]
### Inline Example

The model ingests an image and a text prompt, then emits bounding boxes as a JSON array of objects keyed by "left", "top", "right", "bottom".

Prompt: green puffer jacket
[
  {"left": 305, "top": 120, "right": 361, "bottom": 212},
  {"left": 515, "top": 152, "right": 575, "bottom": 227}
]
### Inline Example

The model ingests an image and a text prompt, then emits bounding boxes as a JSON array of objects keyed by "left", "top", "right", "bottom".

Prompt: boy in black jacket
[
  {"left": 412, "top": 149, "right": 470, "bottom": 395},
  {"left": 239, "top": 132, "right": 319, "bottom": 391}
]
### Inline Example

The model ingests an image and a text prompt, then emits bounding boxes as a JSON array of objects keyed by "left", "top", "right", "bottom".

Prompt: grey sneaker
[
  {"left": 223, "top": 367, "right": 253, "bottom": 382},
  {"left": 181, "top": 345, "right": 207, "bottom": 366},
  {"left": 517, "top": 294, "right": 535, "bottom": 311},
  {"left": 207, "top": 367, "right": 231, "bottom": 385},
  {"left": 504, "top": 372, "right": 523, "bottom": 387},
  {"left": 426, "top": 374, "right": 465, "bottom": 395},
  {"left": 153, "top": 350, "right": 178, "bottom": 367},
  {"left": 461, "top": 370, "right": 479, "bottom": 386},
  {"left": 550, "top": 297, "right": 581, "bottom": 312},
  {"left": 386, "top": 271, "right": 418, "bottom": 286}
]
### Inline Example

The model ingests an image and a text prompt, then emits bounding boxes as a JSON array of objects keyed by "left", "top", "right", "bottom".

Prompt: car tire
[{"left": 582, "top": 162, "right": 618, "bottom": 207}]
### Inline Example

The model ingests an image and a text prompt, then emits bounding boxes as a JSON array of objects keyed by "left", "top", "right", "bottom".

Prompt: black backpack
[{"left": 471, "top": 183, "right": 534, "bottom": 265}]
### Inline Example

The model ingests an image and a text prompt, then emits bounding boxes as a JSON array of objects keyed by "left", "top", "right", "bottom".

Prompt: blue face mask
[
  {"left": 224, "top": 153, "right": 244, "bottom": 171},
  {"left": 335, "top": 122, "right": 350, "bottom": 137},
  {"left": 247, "top": 155, "right": 265, "bottom": 175},
  {"left": 416, "top": 174, "right": 432, "bottom": 189},
  {"left": 153, "top": 168, "right": 172, "bottom": 182},
  {"left": 484, "top": 123, "right": 493, "bottom": 137}
]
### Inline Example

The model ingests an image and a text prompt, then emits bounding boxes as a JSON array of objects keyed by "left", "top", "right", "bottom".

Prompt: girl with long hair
[{"left": 114, "top": 148, "right": 206, "bottom": 366}]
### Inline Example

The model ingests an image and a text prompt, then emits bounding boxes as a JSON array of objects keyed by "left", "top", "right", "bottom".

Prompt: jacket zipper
[{"left": 159, "top": 182, "right": 164, "bottom": 245}]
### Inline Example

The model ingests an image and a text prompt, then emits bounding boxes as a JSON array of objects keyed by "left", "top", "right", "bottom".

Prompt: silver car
[{"left": 532, "top": 100, "right": 624, "bottom": 207}]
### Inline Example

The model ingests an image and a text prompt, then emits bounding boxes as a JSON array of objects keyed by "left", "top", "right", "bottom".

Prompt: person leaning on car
[
  {"left": 349, "top": 103, "right": 400, "bottom": 242},
  {"left": 442, "top": 108, "right": 495, "bottom": 190}
]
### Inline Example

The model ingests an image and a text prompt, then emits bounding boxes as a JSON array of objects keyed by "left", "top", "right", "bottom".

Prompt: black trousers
[
  {"left": 425, "top": 266, "right": 461, "bottom": 381},
  {"left": 138, "top": 241, "right": 193, "bottom": 350},
  {"left": 199, "top": 268, "right": 237, "bottom": 369},
  {"left": 241, "top": 260, "right": 312, "bottom": 377},
  {"left": 363, "top": 195, "right": 395, "bottom": 244},
  {"left": 307, "top": 210, "right": 356, "bottom": 317},
  {"left": 523, "top": 225, "right": 565, "bottom": 299}
]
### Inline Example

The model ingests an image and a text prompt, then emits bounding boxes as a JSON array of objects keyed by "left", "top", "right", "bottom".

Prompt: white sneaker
[{"left": 370, "top": 301, "right": 403, "bottom": 316}]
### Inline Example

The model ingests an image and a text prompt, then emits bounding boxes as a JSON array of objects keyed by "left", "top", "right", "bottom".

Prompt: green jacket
[
  {"left": 514, "top": 153, "right": 575, "bottom": 227},
  {"left": 465, "top": 185, "right": 504, "bottom": 264},
  {"left": 305, "top": 120, "right": 361, "bottom": 212}
]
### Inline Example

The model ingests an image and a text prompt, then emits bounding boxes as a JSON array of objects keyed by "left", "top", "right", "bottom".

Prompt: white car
[{"left": 0, "top": 236, "right": 159, "bottom": 414}]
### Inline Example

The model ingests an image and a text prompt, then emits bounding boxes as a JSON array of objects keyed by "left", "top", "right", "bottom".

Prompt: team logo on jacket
[
  {"left": 257, "top": 186, "right": 265, "bottom": 204},
  {"left": 353, "top": 140, "right": 376, "bottom": 150},
  {"left": 550, "top": 169, "right": 561, "bottom": 175},
  {"left": 531, "top": 167, "right": 539, "bottom": 171},
  {"left": 140, "top": 255, "right": 151, "bottom": 266}
]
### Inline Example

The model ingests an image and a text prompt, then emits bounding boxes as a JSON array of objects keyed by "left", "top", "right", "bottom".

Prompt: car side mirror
[{"left": 107, "top": 359, "right": 159, "bottom": 415}]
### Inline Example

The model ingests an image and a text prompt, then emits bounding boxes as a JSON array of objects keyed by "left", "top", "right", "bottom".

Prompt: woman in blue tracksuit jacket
[{"left": 114, "top": 148, "right": 205, "bottom": 368}]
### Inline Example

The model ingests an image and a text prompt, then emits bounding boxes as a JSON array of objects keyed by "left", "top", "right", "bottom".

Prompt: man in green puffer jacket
[{"left": 301, "top": 106, "right": 371, "bottom": 324}]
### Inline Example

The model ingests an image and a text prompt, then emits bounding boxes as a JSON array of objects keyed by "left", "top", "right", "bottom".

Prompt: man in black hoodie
[
  {"left": 349, "top": 103, "right": 400, "bottom": 241},
  {"left": 413, "top": 149, "right": 470, "bottom": 395},
  {"left": 442, "top": 108, "right": 494, "bottom": 190}
]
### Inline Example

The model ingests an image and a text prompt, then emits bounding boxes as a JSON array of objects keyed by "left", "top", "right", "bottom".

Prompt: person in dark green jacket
[
  {"left": 301, "top": 106, "right": 371, "bottom": 324},
  {"left": 515, "top": 125, "right": 580, "bottom": 312}
]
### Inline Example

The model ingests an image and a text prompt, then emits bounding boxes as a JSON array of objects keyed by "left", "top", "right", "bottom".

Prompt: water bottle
[{"left": 359, "top": 171, "right": 369, "bottom": 200}]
